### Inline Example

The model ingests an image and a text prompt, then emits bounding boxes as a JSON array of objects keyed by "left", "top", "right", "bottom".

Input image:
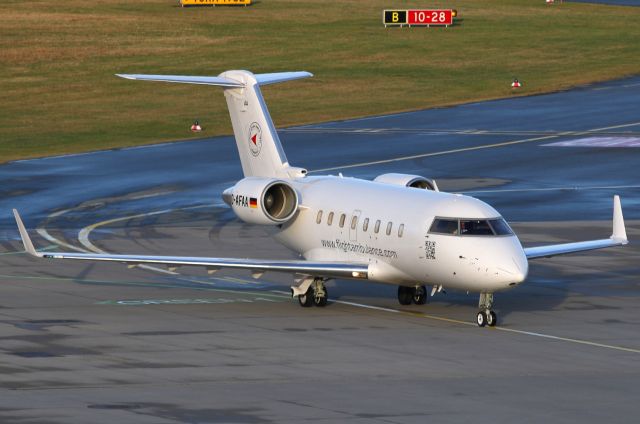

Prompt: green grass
[{"left": 1, "top": 0, "right": 640, "bottom": 162}]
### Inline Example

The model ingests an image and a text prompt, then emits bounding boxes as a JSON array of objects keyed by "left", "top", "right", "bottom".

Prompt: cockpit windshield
[
  {"left": 460, "top": 219, "right": 493, "bottom": 235},
  {"left": 429, "top": 217, "right": 513, "bottom": 236}
]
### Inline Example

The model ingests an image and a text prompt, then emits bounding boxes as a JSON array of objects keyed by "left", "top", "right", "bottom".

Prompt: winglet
[
  {"left": 12, "top": 209, "right": 38, "bottom": 256},
  {"left": 612, "top": 195, "right": 628, "bottom": 243}
]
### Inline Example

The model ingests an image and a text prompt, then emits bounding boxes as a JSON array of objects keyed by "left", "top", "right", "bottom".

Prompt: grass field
[{"left": 1, "top": 0, "right": 640, "bottom": 162}]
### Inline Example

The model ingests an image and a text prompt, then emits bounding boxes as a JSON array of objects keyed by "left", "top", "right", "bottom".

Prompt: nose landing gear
[{"left": 477, "top": 292, "right": 497, "bottom": 327}]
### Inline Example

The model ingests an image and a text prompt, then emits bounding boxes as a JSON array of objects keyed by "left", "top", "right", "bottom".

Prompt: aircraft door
[{"left": 349, "top": 210, "right": 361, "bottom": 242}]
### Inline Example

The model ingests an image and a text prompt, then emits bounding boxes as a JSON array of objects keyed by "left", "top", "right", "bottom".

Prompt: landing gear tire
[
  {"left": 476, "top": 311, "right": 487, "bottom": 327},
  {"left": 312, "top": 285, "right": 328, "bottom": 307},
  {"left": 397, "top": 286, "right": 413, "bottom": 305},
  {"left": 298, "top": 288, "right": 313, "bottom": 307},
  {"left": 487, "top": 311, "right": 497, "bottom": 327},
  {"left": 412, "top": 285, "right": 427, "bottom": 305}
]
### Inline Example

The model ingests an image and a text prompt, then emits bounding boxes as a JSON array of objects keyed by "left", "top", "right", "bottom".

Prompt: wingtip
[
  {"left": 13, "top": 209, "right": 38, "bottom": 256},
  {"left": 612, "top": 195, "right": 628, "bottom": 243}
]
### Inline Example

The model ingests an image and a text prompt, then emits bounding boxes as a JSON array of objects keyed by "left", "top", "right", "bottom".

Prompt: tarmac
[{"left": 1, "top": 75, "right": 639, "bottom": 423}]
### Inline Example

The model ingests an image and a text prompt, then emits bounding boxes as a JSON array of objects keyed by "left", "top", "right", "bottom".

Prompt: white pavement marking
[
  {"left": 37, "top": 228, "right": 89, "bottom": 253},
  {"left": 309, "top": 120, "right": 640, "bottom": 173},
  {"left": 0, "top": 245, "right": 57, "bottom": 256},
  {"left": 78, "top": 208, "right": 177, "bottom": 253},
  {"left": 76, "top": 205, "right": 210, "bottom": 276},
  {"left": 310, "top": 134, "right": 564, "bottom": 173},
  {"left": 283, "top": 127, "right": 640, "bottom": 137},
  {"left": 460, "top": 184, "right": 640, "bottom": 195},
  {"left": 544, "top": 137, "right": 640, "bottom": 148}
]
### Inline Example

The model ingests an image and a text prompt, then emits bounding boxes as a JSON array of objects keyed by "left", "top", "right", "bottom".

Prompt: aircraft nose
[{"left": 497, "top": 254, "right": 528, "bottom": 287}]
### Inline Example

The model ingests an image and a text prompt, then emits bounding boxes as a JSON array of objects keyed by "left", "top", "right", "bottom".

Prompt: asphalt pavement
[{"left": 0, "top": 75, "right": 639, "bottom": 423}]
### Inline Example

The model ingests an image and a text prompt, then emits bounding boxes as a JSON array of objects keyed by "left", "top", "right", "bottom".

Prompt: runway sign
[{"left": 383, "top": 9, "right": 454, "bottom": 27}]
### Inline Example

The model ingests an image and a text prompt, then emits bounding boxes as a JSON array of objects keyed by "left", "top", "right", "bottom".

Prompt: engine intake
[
  {"left": 223, "top": 178, "right": 299, "bottom": 225},
  {"left": 263, "top": 182, "right": 298, "bottom": 221},
  {"left": 374, "top": 173, "right": 439, "bottom": 191}
]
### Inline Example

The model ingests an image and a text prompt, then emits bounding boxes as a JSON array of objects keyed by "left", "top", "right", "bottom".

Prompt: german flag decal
[{"left": 249, "top": 198, "right": 258, "bottom": 208}]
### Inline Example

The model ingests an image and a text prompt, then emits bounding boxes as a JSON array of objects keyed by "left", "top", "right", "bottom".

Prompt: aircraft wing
[
  {"left": 13, "top": 210, "right": 368, "bottom": 280},
  {"left": 524, "top": 195, "right": 628, "bottom": 260}
]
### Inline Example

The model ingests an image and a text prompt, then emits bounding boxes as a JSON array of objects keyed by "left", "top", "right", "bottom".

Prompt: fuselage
[{"left": 275, "top": 176, "right": 528, "bottom": 293}]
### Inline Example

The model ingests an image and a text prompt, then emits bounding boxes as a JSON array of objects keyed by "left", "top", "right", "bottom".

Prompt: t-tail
[{"left": 116, "top": 70, "right": 312, "bottom": 178}]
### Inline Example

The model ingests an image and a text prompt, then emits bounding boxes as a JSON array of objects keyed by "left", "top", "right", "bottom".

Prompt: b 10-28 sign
[{"left": 383, "top": 9, "right": 454, "bottom": 27}]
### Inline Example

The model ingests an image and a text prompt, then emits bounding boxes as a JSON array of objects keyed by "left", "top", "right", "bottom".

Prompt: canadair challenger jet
[{"left": 13, "top": 70, "right": 629, "bottom": 327}]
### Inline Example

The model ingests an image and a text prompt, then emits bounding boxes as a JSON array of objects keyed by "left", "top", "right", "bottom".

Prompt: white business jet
[{"left": 13, "top": 70, "right": 629, "bottom": 327}]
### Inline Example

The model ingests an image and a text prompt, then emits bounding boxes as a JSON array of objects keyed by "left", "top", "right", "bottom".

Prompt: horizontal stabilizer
[
  {"left": 255, "top": 71, "right": 313, "bottom": 86},
  {"left": 116, "top": 71, "right": 312, "bottom": 88},
  {"left": 115, "top": 74, "right": 244, "bottom": 87}
]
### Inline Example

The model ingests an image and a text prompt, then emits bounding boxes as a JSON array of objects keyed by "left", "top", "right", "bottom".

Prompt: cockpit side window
[
  {"left": 488, "top": 218, "right": 513, "bottom": 236},
  {"left": 429, "top": 219, "right": 458, "bottom": 235},
  {"left": 459, "top": 219, "right": 493, "bottom": 235}
]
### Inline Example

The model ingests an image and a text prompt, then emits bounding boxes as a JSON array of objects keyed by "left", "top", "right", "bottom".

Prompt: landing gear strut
[
  {"left": 398, "top": 285, "right": 428, "bottom": 306},
  {"left": 297, "top": 278, "right": 327, "bottom": 307},
  {"left": 476, "top": 292, "right": 497, "bottom": 327}
]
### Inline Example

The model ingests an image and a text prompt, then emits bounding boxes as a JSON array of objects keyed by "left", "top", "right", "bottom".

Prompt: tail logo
[{"left": 248, "top": 122, "right": 263, "bottom": 157}]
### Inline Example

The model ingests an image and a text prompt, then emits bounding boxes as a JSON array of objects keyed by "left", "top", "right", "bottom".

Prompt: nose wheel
[{"left": 477, "top": 293, "right": 497, "bottom": 327}]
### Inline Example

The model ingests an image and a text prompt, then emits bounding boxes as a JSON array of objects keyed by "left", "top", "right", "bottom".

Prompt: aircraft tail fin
[{"left": 116, "top": 70, "right": 312, "bottom": 178}]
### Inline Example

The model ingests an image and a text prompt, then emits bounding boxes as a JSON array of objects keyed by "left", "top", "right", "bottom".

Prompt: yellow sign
[{"left": 180, "top": 0, "right": 252, "bottom": 6}]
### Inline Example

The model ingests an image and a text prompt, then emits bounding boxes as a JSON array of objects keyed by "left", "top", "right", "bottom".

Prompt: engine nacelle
[
  {"left": 373, "top": 173, "right": 439, "bottom": 191},
  {"left": 222, "top": 178, "right": 299, "bottom": 225}
]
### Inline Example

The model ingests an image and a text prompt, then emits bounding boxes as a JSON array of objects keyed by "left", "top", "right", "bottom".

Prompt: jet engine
[
  {"left": 373, "top": 173, "right": 439, "bottom": 191},
  {"left": 222, "top": 178, "right": 299, "bottom": 225}
]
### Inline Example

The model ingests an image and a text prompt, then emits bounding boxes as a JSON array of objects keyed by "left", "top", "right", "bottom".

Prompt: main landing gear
[
  {"left": 297, "top": 278, "right": 328, "bottom": 308},
  {"left": 397, "top": 285, "right": 427, "bottom": 305},
  {"left": 476, "top": 292, "right": 497, "bottom": 327}
]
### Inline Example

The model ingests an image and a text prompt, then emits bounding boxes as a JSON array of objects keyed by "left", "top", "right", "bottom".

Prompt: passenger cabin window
[
  {"left": 429, "top": 219, "right": 459, "bottom": 235},
  {"left": 316, "top": 210, "right": 323, "bottom": 224},
  {"left": 363, "top": 218, "right": 369, "bottom": 232},
  {"left": 351, "top": 216, "right": 358, "bottom": 230},
  {"left": 398, "top": 224, "right": 404, "bottom": 238},
  {"left": 339, "top": 213, "right": 346, "bottom": 228},
  {"left": 374, "top": 220, "right": 381, "bottom": 234},
  {"left": 327, "top": 212, "right": 334, "bottom": 226},
  {"left": 386, "top": 222, "right": 393, "bottom": 235}
]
